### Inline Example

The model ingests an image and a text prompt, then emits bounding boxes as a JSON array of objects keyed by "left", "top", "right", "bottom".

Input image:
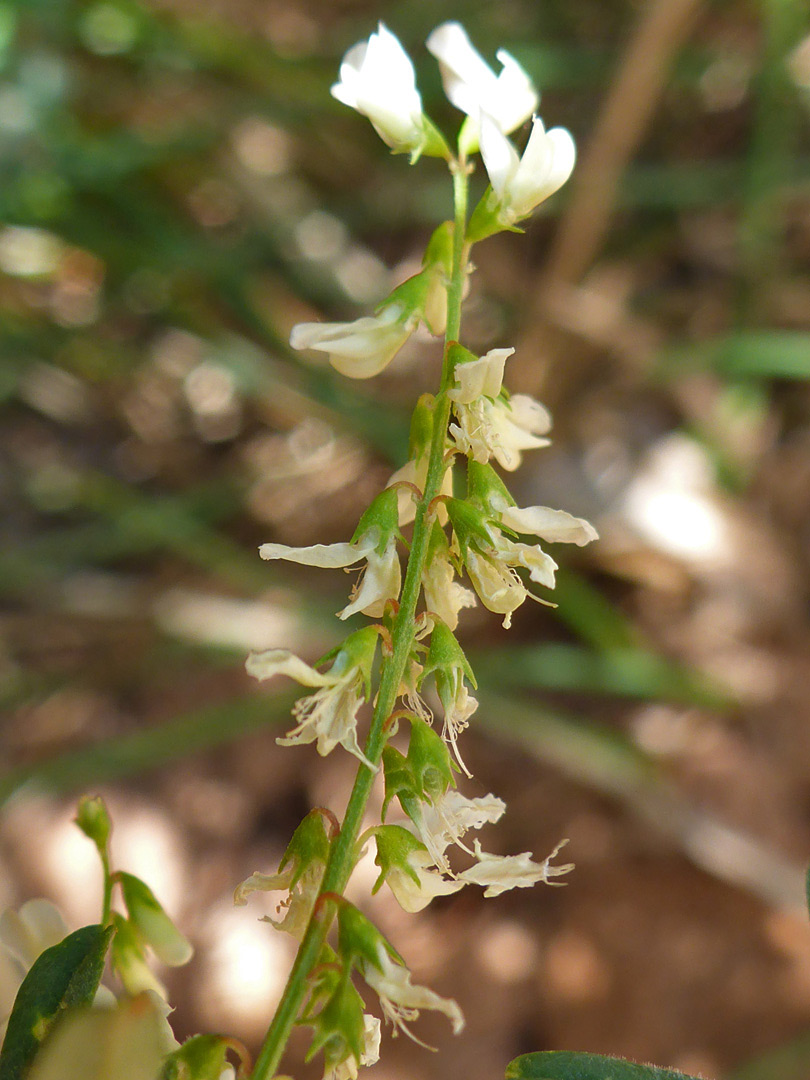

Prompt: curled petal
[
  {"left": 259, "top": 540, "right": 369, "bottom": 569},
  {"left": 500, "top": 505, "right": 598, "bottom": 546},
  {"left": 363, "top": 945, "right": 464, "bottom": 1038},
  {"left": 459, "top": 838, "right": 574, "bottom": 897},
  {"left": 464, "top": 550, "right": 527, "bottom": 625},
  {"left": 246, "top": 649, "right": 333, "bottom": 688}
]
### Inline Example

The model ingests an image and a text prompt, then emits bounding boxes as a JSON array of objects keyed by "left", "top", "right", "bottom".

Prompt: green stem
[{"left": 250, "top": 161, "right": 470, "bottom": 1080}]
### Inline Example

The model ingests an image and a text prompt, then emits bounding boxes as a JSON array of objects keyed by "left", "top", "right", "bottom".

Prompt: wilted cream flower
[
  {"left": 259, "top": 531, "right": 400, "bottom": 621},
  {"left": 290, "top": 304, "right": 416, "bottom": 380},
  {"left": 479, "top": 112, "right": 576, "bottom": 227},
  {"left": 234, "top": 862, "right": 324, "bottom": 941},
  {"left": 380, "top": 844, "right": 464, "bottom": 914},
  {"left": 448, "top": 348, "right": 552, "bottom": 471},
  {"left": 362, "top": 943, "right": 464, "bottom": 1039},
  {"left": 332, "top": 24, "right": 425, "bottom": 154},
  {"left": 458, "top": 838, "right": 574, "bottom": 897},
  {"left": 246, "top": 648, "right": 374, "bottom": 768},
  {"left": 426, "top": 22, "right": 537, "bottom": 149},
  {"left": 421, "top": 543, "right": 476, "bottom": 631},
  {"left": 325, "top": 1014, "right": 381, "bottom": 1080},
  {"left": 410, "top": 790, "right": 505, "bottom": 871}
]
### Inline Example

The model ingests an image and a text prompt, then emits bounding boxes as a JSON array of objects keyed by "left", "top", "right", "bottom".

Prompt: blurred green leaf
[
  {"left": 0, "top": 924, "right": 113, "bottom": 1080},
  {"left": 507, "top": 1052, "right": 701, "bottom": 1080}
]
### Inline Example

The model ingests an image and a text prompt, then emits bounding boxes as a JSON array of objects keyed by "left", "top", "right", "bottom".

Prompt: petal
[
  {"left": 426, "top": 22, "right": 495, "bottom": 117},
  {"left": 259, "top": 539, "right": 369, "bottom": 569},
  {"left": 500, "top": 505, "right": 598, "bottom": 545},
  {"left": 512, "top": 122, "right": 576, "bottom": 216},
  {"left": 246, "top": 648, "right": 334, "bottom": 687},
  {"left": 448, "top": 347, "right": 513, "bottom": 404},
  {"left": 338, "top": 537, "right": 401, "bottom": 620},
  {"left": 233, "top": 869, "right": 293, "bottom": 906},
  {"left": 492, "top": 49, "right": 538, "bottom": 133},
  {"left": 479, "top": 113, "right": 519, "bottom": 198}
]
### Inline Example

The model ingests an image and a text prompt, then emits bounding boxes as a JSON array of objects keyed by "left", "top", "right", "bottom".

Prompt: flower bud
[
  {"left": 74, "top": 796, "right": 111, "bottom": 858},
  {"left": 406, "top": 715, "right": 457, "bottom": 800},
  {"left": 110, "top": 913, "right": 166, "bottom": 998}
]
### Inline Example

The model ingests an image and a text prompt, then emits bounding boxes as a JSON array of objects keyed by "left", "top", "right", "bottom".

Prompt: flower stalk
[{"left": 250, "top": 154, "right": 471, "bottom": 1080}]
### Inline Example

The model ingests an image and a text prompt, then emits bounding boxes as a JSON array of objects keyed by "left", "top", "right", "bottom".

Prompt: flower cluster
[
  {"left": 236, "top": 23, "right": 596, "bottom": 1072},
  {"left": 291, "top": 21, "right": 575, "bottom": 382}
]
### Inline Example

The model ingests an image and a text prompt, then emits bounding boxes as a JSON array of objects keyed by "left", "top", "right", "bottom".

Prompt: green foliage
[
  {"left": 506, "top": 1051, "right": 703, "bottom": 1080},
  {"left": 161, "top": 1035, "right": 231, "bottom": 1080},
  {"left": 0, "top": 924, "right": 113, "bottom": 1080}
]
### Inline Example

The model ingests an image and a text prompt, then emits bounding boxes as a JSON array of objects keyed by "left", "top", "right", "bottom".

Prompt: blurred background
[{"left": 3, "top": 0, "right": 810, "bottom": 1077}]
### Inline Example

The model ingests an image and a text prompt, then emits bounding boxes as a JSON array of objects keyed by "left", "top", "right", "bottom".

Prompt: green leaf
[
  {"left": 0, "top": 923, "right": 113, "bottom": 1080},
  {"left": 506, "top": 1051, "right": 704, "bottom": 1080}
]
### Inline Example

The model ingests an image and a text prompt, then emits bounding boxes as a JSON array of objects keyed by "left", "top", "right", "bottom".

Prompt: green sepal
[
  {"left": 337, "top": 904, "right": 392, "bottom": 972},
  {"left": 278, "top": 809, "right": 332, "bottom": 893},
  {"left": 118, "top": 872, "right": 192, "bottom": 967},
  {"left": 423, "top": 221, "right": 454, "bottom": 274},
  {"left": 329, "top": 625, "right": 381, "bottom": 700},
  {"left": 351, "top": 486, "right": 401, "bottom": 554},
  {"left": 161, "top": 1035, "right": 230, "bottom": 1080},
  {"left": 467, "top": 187, "right": 525, "bottom": 243},
  {"left": 446, "top": 341, "right": 478, "bottom": 378},
  {"left": 74, "top": 795, "right": 112, "bottom": 859},
  {"left": 414, "top": 115, "right": 451, "bottom": 162},
  {"left": 444, "top": 497, "right": 495, "bottom": 555},
  {"left": 506, "top": 1051, "right": 703, "bottom": 1080},
  {"left": 407, "top": 715, "right": 457, "bottom": 799},
  {"left": 408, "top": 394, "right": 437, "bottom": 461},
  {"left": 423, "top": 621, "right": 477, "bottom": 690},
  {"left": 466, "top": 460, "right": 515, "bottom": 515},
  {"left": 381, "top": 746, "right": 416, "bottom": 821},
  {"left": 377, "top": 268, "right": 432, "bottom": 323},
  {"left": 305, "top": 968, "right": 366, "bottom": 1070},
  {"left": 0, "top": 923, "right": 113, "bottom": 1080},
  {"left": 373, "top": 825, "right": 428, "bottom": 894}
]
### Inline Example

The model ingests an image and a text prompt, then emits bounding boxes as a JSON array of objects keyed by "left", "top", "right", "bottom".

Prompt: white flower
[
  {"left": 362, "top": 943, "right": 464, "bottom": 1039},
  {"left": 458, "top": 838, "right": 574, "bottom": 897},
  {"left": 290, "top": 304, "right": 416, "bottom": 380},
  {"left": 479, "top": 112, "right": 576, "bottom": 227},
  {"left": 332, "top": 24, "right": 425, "bottom": 154},
  {"left": 421, "top": 543, "right": 476, "bottom": 631},
  {"left": 426, "top": 22, "right": 537, "bottom": 148},
  {"left": 0, "top": 900, "right": 69, "bottom": 1037},
  {"left": 448, "top": 349, "right": 552, "bottom": 471},
  {"left": 246, "top": 648, "right": 374, "bottom": 768},
  {"left": 259, "top": 531, "right": 400, "bottom": 621},
  {"left": 411, "top": 790, "right": 505, "bottom": 871},
  {"left": 383, "top": 846, "right": 464, "bottom": 913},
  {"left": 387, "top": 456, "right": 453, "bottom": 527},
  {"left": 325, "top": 1014, "right": 381, "bottom": 1080}
]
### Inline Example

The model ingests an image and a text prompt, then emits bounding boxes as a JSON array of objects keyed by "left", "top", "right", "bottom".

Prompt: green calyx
[
  {"left": 337, "top": 903, "right": 398, "bottom": 973},
  {"left": 444, "top": 497, "right": 495, "bottom": 556},
  {"left": 351, "top": 486, "right": 401, "bottom": 554},
  {"left": 305, "top": 968, "right": 366, "bottom": 1069},
  {"left": 373, "top": 825, "right": 429, "bottom": 894},
  {"left": 278, "top": 810, "right": 333, "bottom": 893},
  {"left": 328, "top": 625, "right": 381, "bottom": 699},
  {"left": 406, "top": 714, "right": 457, "bottom": 798},
  {"left": 466, "top": 459, "right": 515, "bottom": 516}
]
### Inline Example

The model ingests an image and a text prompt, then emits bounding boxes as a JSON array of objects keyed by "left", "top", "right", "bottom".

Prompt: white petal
[
  {"left": 501, "top": 505, "right": 598, "bottom": 545},
  {"left": 458, "top": 838, "right": 574, "bottom": 897},
  {"left": 338, "top": 536, "right": 401, "bottom": 620},
  {"left": 246, "top": 649, "right": 333, "bottom": 687},
  {"left": 290, "top": 306, "right": 412, "bottom": 379},
  {"left": 511, "top": 122, "right": 576, "bottom": 217},
  {"left": 259, "top": 539, "right": 369, "bottom": 568},
  {"left": 364, "top": 945, "right": 465, "bottom": 1035},
  {"left": 448, "top": 347, "right": 513, "bottom": 404},
  {"left": 479, "top": 113, "right": 519, "bottom": 198},
  {"left": 500, "top": 539, "right": 558, "bottom": 589},
  {"left": 0, "top": 901, "right": 68, "bottom": 968},
  {"left": 426, "top": 22, "right": 495, "bottom": 117}
]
